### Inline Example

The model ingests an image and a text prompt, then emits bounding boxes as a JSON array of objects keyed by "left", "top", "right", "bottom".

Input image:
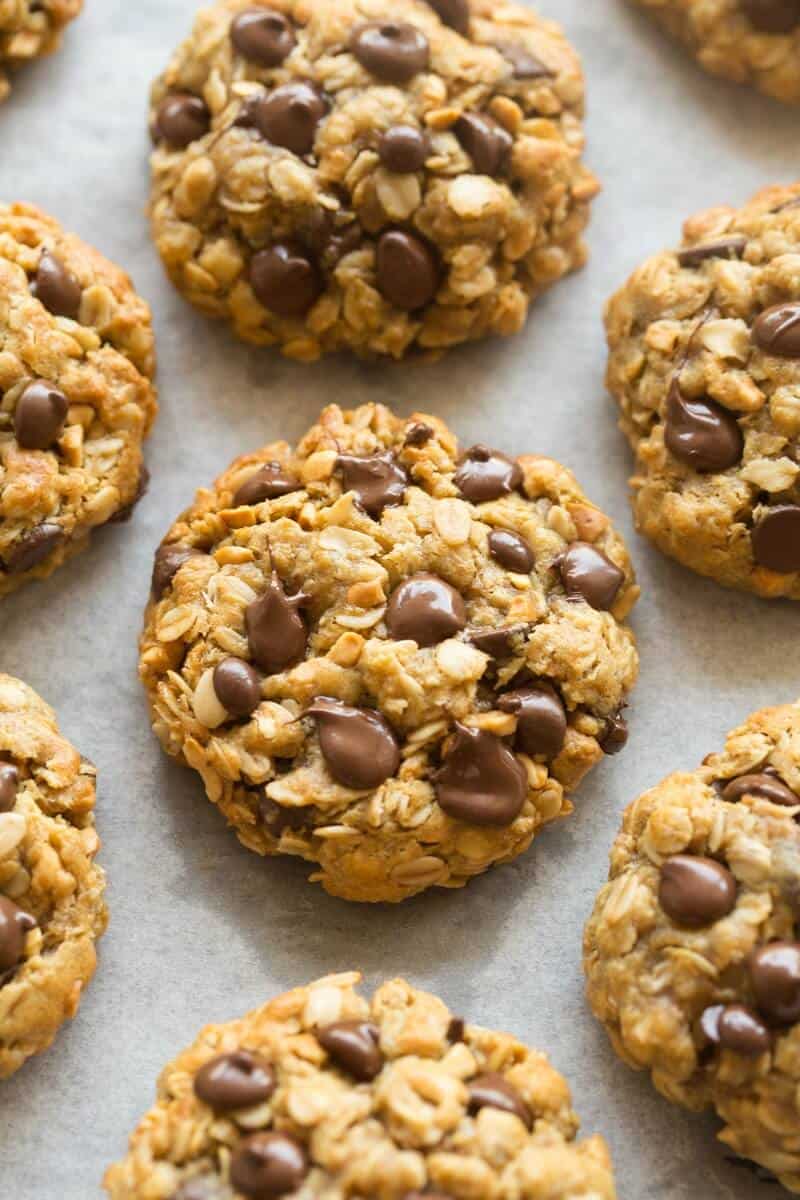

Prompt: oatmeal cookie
[
  {"left": 148, "top": 0, "right": 599, "bottom": 362},
  {"left": 0, "top": 203, "right": 157, "bottom": 598},
  {"left": 631, "top": 0, "right": 800, "bottom": 105},
  {"left": 104, "top": 972, "right": 617, "bottom": 1199},
  {"left": 584, "top": 697, "right": 800, "bottom": 1191},
  {"left": 0, "top": 673, "right": 107, "bottom": 1078},
  {"left": 605, "top": 181, "right": 800, "bottom": 599},
  {"left": 0, "top": 0, "right": 82, "bottom": 102},
  {"left": 139, "top": 403, "right": 639, "bottom": 903}
]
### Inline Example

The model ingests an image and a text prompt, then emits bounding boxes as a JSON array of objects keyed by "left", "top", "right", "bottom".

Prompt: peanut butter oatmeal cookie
[
  {"left": 584, "top": 697, "right": 800, "bottom": 1191},
  {"left": 0, "top": 203, "right": 157, "bottom": 598},
  {"left": 605, "top": 182, "right": 800, "bottom": 600},
  {"left": 0, "top": 673, "right": 107, "bottom": 1078},
  {"left": 148, "top": 0, "right": 599, "bottom": 362},
  {"left": 0, "top": 0, "right": 82, "bottom": 102},
  {"left": 104, "top": 972, "right": 618, "bottom": 1199},
  {"left": 139, "top": 403, "right": 639, "bottom": 903},
  {"left": 630, "top": 1, "right": 800, "bottom": 105}
]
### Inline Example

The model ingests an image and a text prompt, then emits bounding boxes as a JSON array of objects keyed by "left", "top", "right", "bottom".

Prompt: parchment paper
[{"left": 2, "top": 2, "right": 799, "bottom": 1196}]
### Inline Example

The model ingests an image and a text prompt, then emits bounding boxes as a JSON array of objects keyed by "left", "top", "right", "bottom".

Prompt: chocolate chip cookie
[
  {"left": 139, "top": 404, "right": 639, "bottom": 903},
  {"left": 0, "top": 203, "right": 157, "bottom": 598},
  {"left": 605, "top": 182, "right": 800, "bottom": 599},
  {"left": 631, "top": 0, "right": 800, "bottom": 104},
  {"left": 104, "top": 972, "right": 617, "bottom": 1199},
  {"left": 148, "top": 0, "right": 599, "bottom": 361},
  {"left": 0, "top": 0, "right": 82, "bottom": 101},
  {"left": 0, "top": 673, "right": 107, "bottom": 1077},
  {"left": 584, "top": 697, "right": 800, "bottom": 1190}
]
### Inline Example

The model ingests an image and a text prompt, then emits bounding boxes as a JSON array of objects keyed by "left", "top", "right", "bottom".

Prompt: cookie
[
  {"left": 148, "top": 0, "right": 599, "bottom": 362},
  {"left": 631, "top": 0, "right": 800, "bottom": 104},
  {"left": 584, "top": 697, "right": 800, "bottom": 1191},
  {"left": 0, "top": 673, "right": 107, "bottom": 1078},
  {"left": 104, "top": 971, "right": 617, "bottom": 1199},
  {"left": 0, "top": 203, "right": 157, "bottom": 598},
  {"left": 605, "top": 182, "right": 800, "bottom": 599},
  {"left": 0, "top": 0, "right": 82, "bottom": 101},
  {"left": 139, "top": 403, "right": 639, "bottom": 903}
]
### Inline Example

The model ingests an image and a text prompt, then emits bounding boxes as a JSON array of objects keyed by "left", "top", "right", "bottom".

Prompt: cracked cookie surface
[
  {"left": 148, "top": 0, "right": 599, "bottom": 362},
  {"left": 0, "top": 0, "right": 82, "bottom": 101},
  {"left": 103, "top": 972, "right": 617, "bottom": 1199},
  {"left": 0, "top": 673, "right": 107, "bottom": 1078},
  {"left": 605, "top": 182, "right": 800, "bottom": 599},
  {"left": 0, "top": 203, "right": 158, "bottom": 598},
  {"left": 584, "top": 697, "right": 800, "bottom": 1191},
  {"left": 139, "top": 403, "right": 639, "bottom": 903}
]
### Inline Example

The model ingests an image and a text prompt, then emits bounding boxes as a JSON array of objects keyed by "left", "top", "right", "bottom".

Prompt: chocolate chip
[
  {"left": 151, "top": 543, "right": 198, "bottom": 600},
  {"left": 0, "top": 896, "right": 37, "bottom": 973},
  {"left": 488, "top": 529, "right": 534, "bottom": 573},
  {"left": 435, "top": 724, "right": 527, "bottom": 826},
  {"left": 722, "top": 772, "right": 798, "bottom": 806},
  {"left": 246, "top": 574, "right": 308, "bottom": 674},
  {"left": 318, "top": 1020, "right": 383, "bottom": 1080},
  {"left": 454, "top": 112, "right": 512, "bottom": 176},
  {"left": 230, "top": 1132, "right": 308, "bottom": 1198},
  {"left": 250, "top": 242, "right": 322, "bottom": 318},
  {"left": 213, "top": 659, "right": 261, "bottom": 718},
  {"left": 498, "top": 684, "right": 566, "bottom": 760},
  {"left": 454, "top": 444, "right": 522, "bottom": 504},
  {"left": 677, "top": 235, "right": 748, "bottom": 268},
  {"left": 375, "top": 230, "right": 440, "bottom": 311},
  {"left": 558, "top": 543, "right": 624, "bottom": 611},
  {"left": 741, "top": 0, "right": 800, "bottom": 33},
  {"left": 386, "top": 573, "right": 466, "bottom": 647},
  {"left": 663, "top": 380, "right": 743, "bottom": 474},
  {"left": 659, "top": 855, "right": 737, "bottom": 927},
  {"left": 233, "top": 462, "right": 301, "bottom": 506},
  {"left": 154, "top": 93, "right": 210, "bottom": 148},
  {"left": 350, "top": 22, "right": 430, "bottom": 83},
  {"left": 600, "top": 711, "right": 628, "bottom": 755},
  {"left": 336, "top": 451, "right": 408, "bottom": 517},
  {"left": 467, "top": 1073, "right": 531, "bottom": 1128},
  {"left": 254, "top": 81, "right": 328, "bottom": 155},
  {"left": 752, "top": 505, "right": 800, "bottom": 574},
  {"left": 230, "top": 9, "right": 296, "bottom": 65},
  {"left": 377, "top": 125, "right": 429, "bottom": 173},
  {"left": 0, "top": 765, "right": 19, "bottom": 813},
  {"left": 753, "top": 302, "right": 800, "bottom": 357},
  {"left": 749, "top": 942, "right": 800, "bottom": 1024},
  {"left": 260, "top": 797, "right": 312, "bottom": 837},
  {"left": 5, "top": 522, "right": 64, "bottom": 574},
  {"left": 700, "top": 1004, "right": 772, "bottom": 1056},
  {"left": 465, "top": 623, "right": 527, "bottom": 658},
  {"left": 306, "top": 697, "right": 400, "bottom": 789},
  {"left": 14, "top": 380, "right": 69, "bottom": 450},
  {"left": 194, "top": 1050, "right": 276, "bottom": 1111},
  {"left": 447, "top": 1016, "right": 465, "bottom": 1042},
  {"left": 31, "top": 251, "right": 82, "bottom": 319},
  {"left": 404, "top": 422, "right": 433, "bottom": 447},
  {"left": 423, "top": 0, "right": 470, "bottom": 34},
  {"left": 495, "top": 42, "right": 551, "bottom": 79}
]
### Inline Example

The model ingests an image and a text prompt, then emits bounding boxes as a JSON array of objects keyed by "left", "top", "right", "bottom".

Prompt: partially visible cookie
[
  {"left": 0, "top": 0, "right": 83, "bottom": 102},
  {"left": 631, "top": 0, "right": 800, "bottom": 104},
  {"left": 148, "top": 0, "right": 599, "bottom": 361},
  {"left": 0, "top": 673, "right": 107, "bottom": 1078},
  {"left": 584, "top": 697, "right": 800, "bottom": 1191},
  {"left": 104, "top": 972, "right": 618, "bottom": 1199},
  {"left": 0, "top": 203, "right": 157, "bottom": 598},
  {"left": 605, "top": 182, "right": 800, "bottom": 599}
]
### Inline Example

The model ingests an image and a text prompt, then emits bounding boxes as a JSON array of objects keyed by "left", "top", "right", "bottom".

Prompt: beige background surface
[{"left": 2, "top": 1, "right": 799, "bottom": 1195}]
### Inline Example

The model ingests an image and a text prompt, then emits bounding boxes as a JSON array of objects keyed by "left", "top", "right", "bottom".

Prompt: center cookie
[
  {"left": 139, "top": 404, "right": 639, "bottom": 903},
  {"left": 148, "top": 0, "right": 599, "bottom": 361}
]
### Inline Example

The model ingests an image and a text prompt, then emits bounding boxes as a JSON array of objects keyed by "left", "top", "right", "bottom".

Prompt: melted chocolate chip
[
  {"left": 0, "top": 764, "right": 19, "bottom": 813},
  {"left": 741, "top": 0, "right": 800, "bottom": 33},
  {"left": 213, "top": 659, "right": 261, "bottom": 717},
  {"left": 404, "top": 422, "right": 433, "bottom": 447},
  {"left": 663, "top": 380, "right": 743, "bottom": 474},
  {"left": 230, "top": 8, "right": 296, "bottom": 65},
  {"left": 722, "top": 772, "right": 798, "bottom": 806},
  {"left": 337, "top": 451, "right": 408, "bottom": 517},
  {"left": 0, "top": 896, "right": 37, "bottom": 973},
  {"left": 467, "top": 1073, "right": 532, "bottom": 1128},
  {"left": 154, "top": 93, "right": 210, "bottom": 148},
  {"left": 375, "top": 230, "right": 440, "bottom": 311},
  {"left": 558, "top": 543, "right": 624, "bottom": 611},
  {"left": 465, "top": 622, "right": 528, "bottom": 658},
  {"left": 700, "top": 1004, "right": 772, "bottom": 1055},
  {"left": 753, "top": 302, "right": 800, "bottom": 357},
  {"left": 600, "top": 711, "right": 628, "bottom": 755},
  {"left": 230, "top": 1132, "right": 308, "bottom": 1198},
  {"left": 306, "top": 698, "right": 400, "bottom": 789},
  {"left": 254, "top": 81, "right": 328, "bottom": 155},
  {"left": 260, "top": 797, "right": 312, "bottom": 838},
  {"left": 377, "top": 125, "right": 429, "bottom": 173},
  {"left": 495, "top": 42, "right": 551, "bottom": 78},
  {"left": 151, "top": 543, "right": 198, "bottom": 600},
  {"left": 498, "top": 684, "right": 567, "bottom": 760},
  {"left": 751, "top": 505, "right": 800, "bottom": 574},
  {"left": 659, "top": 855, "right": 737, "bottom": 927},
  {"left": 423, "top": 0, "right": 470, "bottom": 34},
  {"left": 14, "top": 380, "right": 68, "bottom": 451},
  {"left": 386, "top": 573, "right": 466, "bottom": 647},
  {"left": 250, "top": 242, "right": 322, "bottom": 317},
  {"left": 749, "top": 942, "right": 800, "bottom": 1024},
  {"left": 454, "top": 445, "right": 522, "bottom": 503},
  {"left": 350, "top": 22, "right": 430, "bottom": 83},
  {"left": 31, "top": 251, "right": 82, "bottom": 319},
  {"left": 318, "top": 1020, "right": 383, "bottom": 1080},
  {"left": 5, "top": 523, "right": 64, "bottom": 574},
  {"left": 246, "top": 574, "right": 308, "bottom": 674},
  {"left": 233, "top": 463, "right": 301, "bottom": 506},
  {"left": 454, "top": 112, "right": 512, "bottom": 176},
  {"left": 447, "top": 1016, "right": 465, "bottom": 1042},
  {"left": 677, "top": 235, "right": 748, "bottom": 268},
  {"left": 194, "top": 1050, "right": 276, "bottom": 1111},
  {"left": 488, "top": 529, "right": 534, "bottom": 573},
  {"left": 435, "top": 724, "right": 527, "bottom": 826}
]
